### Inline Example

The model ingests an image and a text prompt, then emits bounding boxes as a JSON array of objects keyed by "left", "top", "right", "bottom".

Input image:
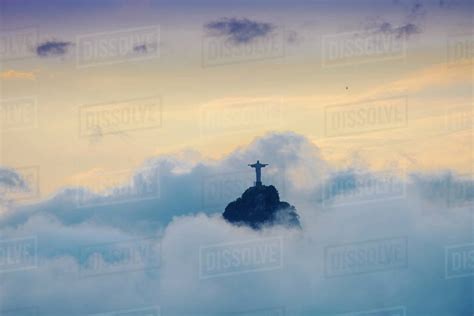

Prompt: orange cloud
[
  {"left": 0, "top": 69, "right": 36, "bottom": 80},
  {"left": 369, "top": 61, "right": 472, "bottom": 97}
]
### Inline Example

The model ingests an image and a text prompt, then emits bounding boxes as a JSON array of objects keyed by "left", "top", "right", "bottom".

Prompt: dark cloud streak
[
  {"left": 376, "top": 21, "right": 421, "bottom": 38},
  {"left": 205, "top": 17, "right": 275, "bottom": 44},
  {"left": 36, "top": 40, "right": 73, "bottom": 57}
]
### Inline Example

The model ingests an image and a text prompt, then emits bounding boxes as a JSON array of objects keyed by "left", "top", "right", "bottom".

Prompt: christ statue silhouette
[{"left": 248, "top": 160, "right": 268, "bottom": 187}]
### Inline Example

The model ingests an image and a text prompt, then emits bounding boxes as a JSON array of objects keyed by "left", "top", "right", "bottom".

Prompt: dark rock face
[{"left": 223, "top": 185, "right": 300, "bottom": 229}]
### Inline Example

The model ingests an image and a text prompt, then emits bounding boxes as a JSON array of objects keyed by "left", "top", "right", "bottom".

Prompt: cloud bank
[{"left": 0, "top": 132, "right": 472, "bottom": 315}]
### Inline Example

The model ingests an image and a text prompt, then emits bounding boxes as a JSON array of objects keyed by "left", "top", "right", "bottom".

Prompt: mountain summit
[{"left": 222, "top": 184, "right": 300, "bottom": 229}]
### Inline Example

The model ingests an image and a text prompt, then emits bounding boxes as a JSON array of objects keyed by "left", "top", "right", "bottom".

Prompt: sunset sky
[
  {"left": 0, "top": 1, "right": 473, "bottom": 315},
  {"left": 0, "top": 0, "right": 472, "bottom": 198}
]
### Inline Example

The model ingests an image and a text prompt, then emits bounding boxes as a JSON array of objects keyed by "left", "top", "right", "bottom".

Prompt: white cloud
[{"left": 0, "top": 132, "right": 472, "bottom": 315}]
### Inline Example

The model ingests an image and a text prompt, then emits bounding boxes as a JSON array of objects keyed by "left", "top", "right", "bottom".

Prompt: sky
[
  {"left": 0, "top": 0, "right": 472, "bottom": 315},
  {"left": 0, "top": 0, "right": 471, "bottom": 198}
]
